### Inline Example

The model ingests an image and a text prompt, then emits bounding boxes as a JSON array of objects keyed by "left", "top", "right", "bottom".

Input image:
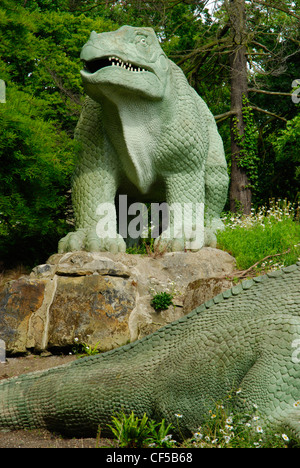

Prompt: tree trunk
[{"left": 228, "top": 0, "right": 252, "bottom": 214}]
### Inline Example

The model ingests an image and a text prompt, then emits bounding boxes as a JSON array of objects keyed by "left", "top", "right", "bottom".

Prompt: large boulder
[{"left": 0, "top": 249, "right": 236, "bottom": 354}]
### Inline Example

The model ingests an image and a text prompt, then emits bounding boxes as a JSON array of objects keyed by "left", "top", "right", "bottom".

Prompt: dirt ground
[{"left": 0, "top": 354, "right": 116, "bottom": 448}]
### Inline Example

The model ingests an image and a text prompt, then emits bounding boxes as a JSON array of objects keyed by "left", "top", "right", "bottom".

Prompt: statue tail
[
  {"left": 0, "top": 372, "right": 46, "bottom": 431},
  {"left": 0, "top": 357, "right": 127, "bottom": 437}
]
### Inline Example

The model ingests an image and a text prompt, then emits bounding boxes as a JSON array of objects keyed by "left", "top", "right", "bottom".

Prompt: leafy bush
[
  {"left": 0, "top": 86, "right": 76, "bottom": 265},
  {"left": 217, "top": 199, "right": 300, "bottom": 271},
  {"left": 0, "top": 1, "right": 118, "bottom": 266}
]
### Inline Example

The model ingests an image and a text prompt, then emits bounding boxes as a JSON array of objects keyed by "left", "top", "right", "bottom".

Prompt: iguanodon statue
[
  {"left": 58, "top": 25, "right": 229, "bottom": 254},
  {"left": 0, "top": 264, "right": 299, "bottom": 441}
]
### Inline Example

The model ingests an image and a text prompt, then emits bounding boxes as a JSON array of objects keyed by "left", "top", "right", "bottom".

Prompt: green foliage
[
  {"left": 0, "top": 85, "right": 76, "bottom": 264},
  {"left": 151, "top": 292, "right": 174, "bottom": 311},
  {"left": 272, "top": 112, "right": 300, "bottom": 189},
  {"left": 0, "top": 0, "right": 118, "bottom": 265},
  {"left": 107, "top": 411, "right": 175, "bottom": 448},
  {"left": 72, "top": 337, "right": 102, "bottom": 357},
  {"left": 232, "top": 96, "right": 260, "bottom": 191},
  {"left": 217, "top": 199, "right": 300, "bottom": 271},
  {"left": 0, "top": 0, "right": 118, "bottom": 133}
]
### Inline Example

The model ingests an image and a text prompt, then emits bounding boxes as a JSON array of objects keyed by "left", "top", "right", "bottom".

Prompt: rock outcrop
[{"left": 0, "top": 249, "right": 236, "bottom": 354}]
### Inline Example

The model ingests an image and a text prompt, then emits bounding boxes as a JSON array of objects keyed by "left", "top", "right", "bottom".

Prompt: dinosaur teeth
[
  {"left": 83, "top": 57, "right": 148, "bottom": 74},
  {"left": 108, "top": 57, "right": 145, "bottom": 72}
]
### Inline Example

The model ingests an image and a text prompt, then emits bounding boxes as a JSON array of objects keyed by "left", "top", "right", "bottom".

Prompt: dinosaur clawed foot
[{"left": 58, "top": 228, "right": 126, "bottom": 254}]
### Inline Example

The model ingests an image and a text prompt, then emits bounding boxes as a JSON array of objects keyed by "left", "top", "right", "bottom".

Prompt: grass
[{"left": 217, "top": 199, "right": 300, "bottom": 272}]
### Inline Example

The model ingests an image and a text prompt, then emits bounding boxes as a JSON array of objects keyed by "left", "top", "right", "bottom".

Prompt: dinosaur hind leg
[{"left": 234, "top": 320, "right": 300, "bottom": 444}]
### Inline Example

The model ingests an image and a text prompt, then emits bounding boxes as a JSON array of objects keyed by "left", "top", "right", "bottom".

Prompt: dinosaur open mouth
[{"left": 83, "top": 56, "right": 147, "bottom": 74}]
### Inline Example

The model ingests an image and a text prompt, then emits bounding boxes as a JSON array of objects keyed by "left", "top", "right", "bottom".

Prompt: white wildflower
[{"left": 225, "top": 424, "right": 234, "bottom": 432}]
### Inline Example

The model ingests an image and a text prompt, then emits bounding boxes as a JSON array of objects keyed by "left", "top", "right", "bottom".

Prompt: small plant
[
  {"left": 107, "top": 411, "right": 176, "bottom": 448},
  {"left": 147, "top": 418, "right": 177, "bottom": 448},
  {"left": 126, "top": 236, "right": 168, "bottom": 258},
  {"left": 151, "top": 291, "right": 174, "bottom": 311},
  {"left": 72, "top": 337, "right": 101, "bottom": 357}
]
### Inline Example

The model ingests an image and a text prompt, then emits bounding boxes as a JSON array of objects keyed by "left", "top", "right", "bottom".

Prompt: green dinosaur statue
[
  {"left": 58, "top": 25, "right": 229, "bottom": 253},
  {"left": 0, "top": 264, "right": 299, "bottom": 440}
]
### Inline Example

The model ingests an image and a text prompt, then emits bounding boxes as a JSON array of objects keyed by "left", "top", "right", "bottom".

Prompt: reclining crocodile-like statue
[
  {"left": 58, "top": 25, "right": 229, "bottom": 253},
  {"left": 0, "top": 264, "right": 299, "bottom": 441}
]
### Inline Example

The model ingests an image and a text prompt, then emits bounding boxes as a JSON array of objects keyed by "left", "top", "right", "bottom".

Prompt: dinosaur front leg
[
  {"left": 58, "top": 145, "right": 126, "bottom": 253},
  {"left": 58, "top": 168, "right": 126, "bottom": 253},
  {"left": 154, "top": 171, "right": 205, "bottom": 252}
]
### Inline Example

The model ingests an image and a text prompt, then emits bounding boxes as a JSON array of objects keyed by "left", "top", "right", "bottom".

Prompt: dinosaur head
[{"left": 80, "top": 25, "right": 170, "bottom": 102}]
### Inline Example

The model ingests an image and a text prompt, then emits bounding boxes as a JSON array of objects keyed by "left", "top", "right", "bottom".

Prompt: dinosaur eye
[{"left": 135, "top": 34, "right": 149, "bottom": 48}]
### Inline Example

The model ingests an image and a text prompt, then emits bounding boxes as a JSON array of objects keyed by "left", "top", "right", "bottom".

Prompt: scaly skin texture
[
  {"left": 58, "top": 26, "right": 229, "bottom": 253},
  {"left": 0, "top": 264, "right": 299, "bottom": 440}
]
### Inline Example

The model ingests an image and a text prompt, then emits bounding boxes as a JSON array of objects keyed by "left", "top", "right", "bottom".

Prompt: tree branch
[
  {"left": 250, "top": 106, "right": 287, "bottom": 122},
  {"left": 251, "top": 40, "right": 274, "bottom": 55},
  {"left": 248, "top": 88, "right": 293, "bottom": 97},
  {"left": 229, "top": 248, "right": 292, "bottom": 279},
  {"left": 176, "top": 37, "right": 231, "bottom": 65},
  {"left": 214, "top": 110, "right": 236, "bottom": 122},
  {"left": 250, "top": 0, "right": 300, "bottom": 21}
]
